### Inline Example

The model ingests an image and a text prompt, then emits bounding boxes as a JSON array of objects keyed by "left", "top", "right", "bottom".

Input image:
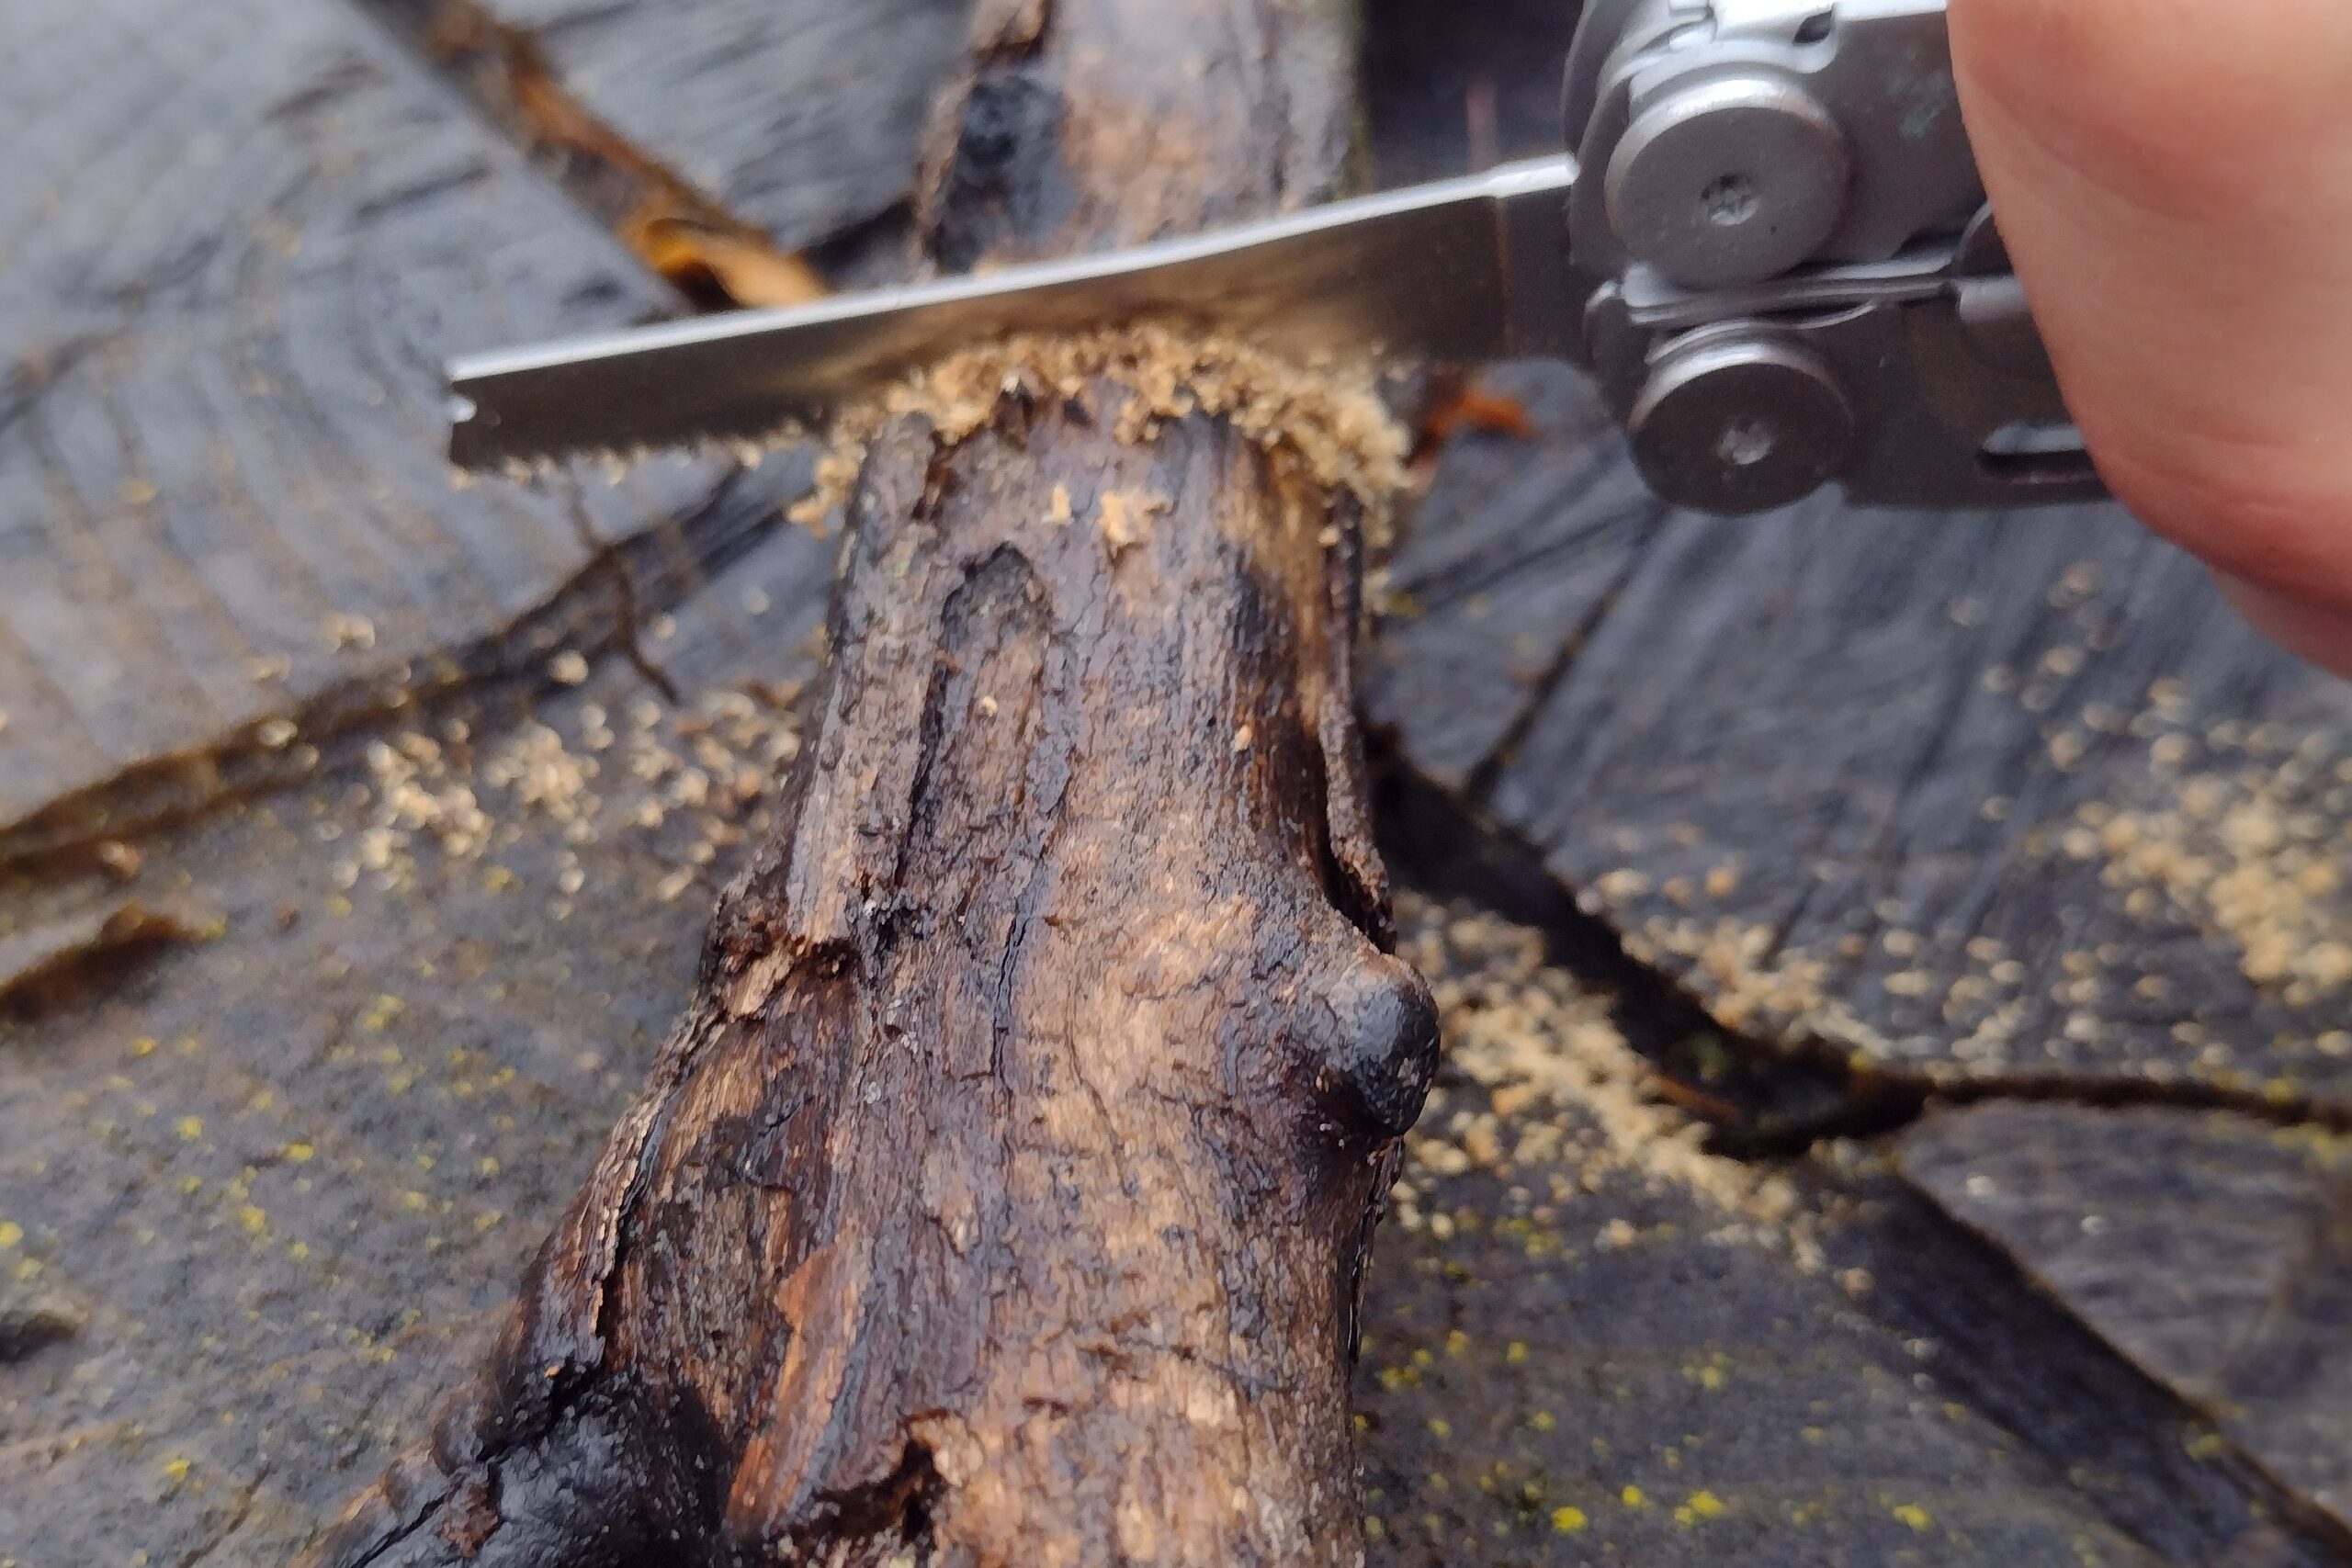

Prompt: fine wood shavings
[
  {"left": 1095, "top": 488, "right": 1168, "bottom": 557},
  {"left": 783, "top": 321, "right": 1410, "bottom": 539},
  {"left": 1397, "top": 897, "right": 1815, "bottom": 1265}
]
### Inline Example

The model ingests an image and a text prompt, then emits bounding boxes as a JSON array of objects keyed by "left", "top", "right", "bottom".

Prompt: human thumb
[{"left": 1948, "top": 0, "right": 2352, "bottom": 671}]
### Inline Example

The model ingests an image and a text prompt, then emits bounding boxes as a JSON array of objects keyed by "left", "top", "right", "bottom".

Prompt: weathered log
[{"left": 304, "top": 1, "right": 1435, "bottom": 1563}]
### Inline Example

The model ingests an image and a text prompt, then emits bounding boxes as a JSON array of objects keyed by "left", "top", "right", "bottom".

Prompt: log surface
[
  {"left": 18, "top": 601, "right": 2315, "bottom": 1567},
  {"left": 1903, "top": 1102, "right": 2352, "bottom": 1535},
  {"left": 474, "top": 0, "right": 976, "bottom": 253},
  {"left": 0, "top": 531, "right": 841, "bottom": 1567},
  {"left": 1368, "top": 363, "right": 2352, "bottom": 1111},
  {"left": 0, "top": 0, "right": 802, "bottom": 860},
  {"left": 304, "top": 0, "right": 1431, "bottom": 1562},
  {"left": 9, "top": 3, "right": 2352, "bottom": 1564}
]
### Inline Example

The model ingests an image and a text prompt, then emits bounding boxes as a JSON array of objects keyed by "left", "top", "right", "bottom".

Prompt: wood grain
[
  {"left": 0, "top": 542, "right": 835, "bottom": 1567},
  {"left": 913, "top": 0, "right": 1355, "bottom": 271},
  {"left": 470, "top": 0, "right": 977, "bottom": 254},
  {"left": 1367, "top": 362, "right": 2352, "bottom": 1111},
  {"left": 17, "top": 542, "right": 2316, "bottom": 1567},
  {"left": 1904, "top": 1102, "right": 2352, "bottom": 1537},
  {"left": 0, "top": 0, "right": 797, "bottom": 860}
]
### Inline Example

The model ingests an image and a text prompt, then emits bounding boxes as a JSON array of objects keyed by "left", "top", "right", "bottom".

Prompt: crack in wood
[
  {"left": 348, "top": 0, "right": 826, "bottom": 309},
  {"left": 1823, "top": 1172, "right": 2352, "bottom": 1567},
  {"left": 1380, "top": 768, "right": 2352, "bottom": 1562},
  {"left": 1376, "top": 764, "right": 2352, "bottom": 1150},
  {"left": 0, "top": 465, "right": 791, "bottom": 878}
]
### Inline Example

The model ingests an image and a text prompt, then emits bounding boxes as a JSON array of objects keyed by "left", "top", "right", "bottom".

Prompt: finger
[
  {"left": 2217, "top": 573, "right": 2352, "bottom": 681},
  {"left": 1949, "top": 0, "right": 2352, "bottom": 609}
]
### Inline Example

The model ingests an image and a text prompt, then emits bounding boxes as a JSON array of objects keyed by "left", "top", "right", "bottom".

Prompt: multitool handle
[{"left": 1562, "top": 0, "right": 2105, "bottom": 513}]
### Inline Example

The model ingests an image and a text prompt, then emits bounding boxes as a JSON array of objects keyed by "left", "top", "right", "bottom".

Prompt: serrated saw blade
[{"left": 447, "top": 157, "right": 1579, "bottom": 471}]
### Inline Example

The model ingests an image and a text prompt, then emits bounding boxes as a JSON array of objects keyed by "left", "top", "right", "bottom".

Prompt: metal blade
[{"left": 449, "top": 156, "right": 1579, "bottom": 470}]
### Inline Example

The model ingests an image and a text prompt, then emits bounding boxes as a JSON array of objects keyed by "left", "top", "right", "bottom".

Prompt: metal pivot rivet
[
  {"left": 1628, "top": 333, "right": 1856, "bottom": 514},
  {"left": 1604, "top": 72, "right": 1850, "bottom": 290}
]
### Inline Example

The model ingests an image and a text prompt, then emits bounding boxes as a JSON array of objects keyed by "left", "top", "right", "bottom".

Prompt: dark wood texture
[
  {"left": 1367, "top": 362, "right": 2352, "bottom": 1111},
  {"left": 25, "top": 553, "right": 2331, "bottom": 1568},
  {"left": 9, "top": 4, "right": 2352, "bottom": 1564},
  {"left": 912, "top": 0, "right": 1355, "bottom": 271},
  {"left": 1359, "top": 901, "right": 2193, "bottom": 1568},
  {"left": 1903, "top": 1102, "right": 2352, "bottom": 1536},
  {"left": 303, "top": 410, "right": 1429, "bottom": 1568},
  {"left": 0, "top": 529, "right": 839, "bottom": 1568},
  {"left": 470, "top": 0, "right": 976, "bottom": 254},
  {"left": 302, "top": 2, "right": 1428, "bottom": 1562},
  {"left": 0, "top": 0, "right": 805, "bottom": 863}
]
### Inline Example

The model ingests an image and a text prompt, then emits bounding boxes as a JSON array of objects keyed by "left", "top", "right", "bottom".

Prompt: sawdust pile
[
  {"left": 328, "top": 684, "right": 803, "bottom": 913},
  {"left": 1625, "top": 916, "right": 1894, "bottom": 1063},
  {"left": 1394, "top": 897, "right": 1809, "bottom": 1260},
  {"left": 2069, "top": 764, "right": 2352, "bottom": 1008},
  {"left": 783, "top": 321, "right": 1410, "bottom": 538}
]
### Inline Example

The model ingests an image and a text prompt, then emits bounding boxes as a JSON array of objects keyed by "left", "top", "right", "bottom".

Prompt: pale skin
[{"left": 1948, "top": 0, "right": 2352, "bottom": 672}]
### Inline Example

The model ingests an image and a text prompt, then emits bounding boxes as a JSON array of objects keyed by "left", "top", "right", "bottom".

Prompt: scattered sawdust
[
  {"left": 329, "top": 684, "right": 804, "bottom": 910},
  {"left": 1623, "top": 916, "right": 1894, "bottom": 1066},
  {"left": 784, "top": 321, "right": 1410, "bottom": 539},
  {"left": 2074, "top": 760, "right": 2352, "bottom": 1007},
  {"left": 1095, "top": 488, "right": 1168, "bottom": 558},
  {"left": 322, "top": 613, "right": 377, "bottom": 651},
  {"left": 1395, "top": 897, "right": 1813, "bottom": 1263},
  {"left": 1549, "top": 653, "right": 2352, "bottom": 1085}
]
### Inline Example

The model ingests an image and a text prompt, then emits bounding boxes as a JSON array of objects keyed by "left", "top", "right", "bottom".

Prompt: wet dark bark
[{"left": 303, "top": 2, "right": 1430, "bottom": 1563}]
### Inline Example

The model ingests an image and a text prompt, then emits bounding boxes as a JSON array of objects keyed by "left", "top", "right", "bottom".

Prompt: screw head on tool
[
  {"left": 1604, "top": 72, "right": 1850, "bottom": 290},
  {"left": 1628, "top": 333, "right": 1855, "bottom": 514}
]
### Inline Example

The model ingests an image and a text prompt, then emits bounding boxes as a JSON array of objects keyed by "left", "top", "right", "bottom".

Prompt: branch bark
[{"left": 305, "top": 2, "right": 1431, "bottom": 1563}]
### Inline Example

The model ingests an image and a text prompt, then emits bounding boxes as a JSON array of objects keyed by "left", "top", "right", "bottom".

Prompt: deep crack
[{"left": 1376, "top": 761, "right": 2352, "bottom": 1152}]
